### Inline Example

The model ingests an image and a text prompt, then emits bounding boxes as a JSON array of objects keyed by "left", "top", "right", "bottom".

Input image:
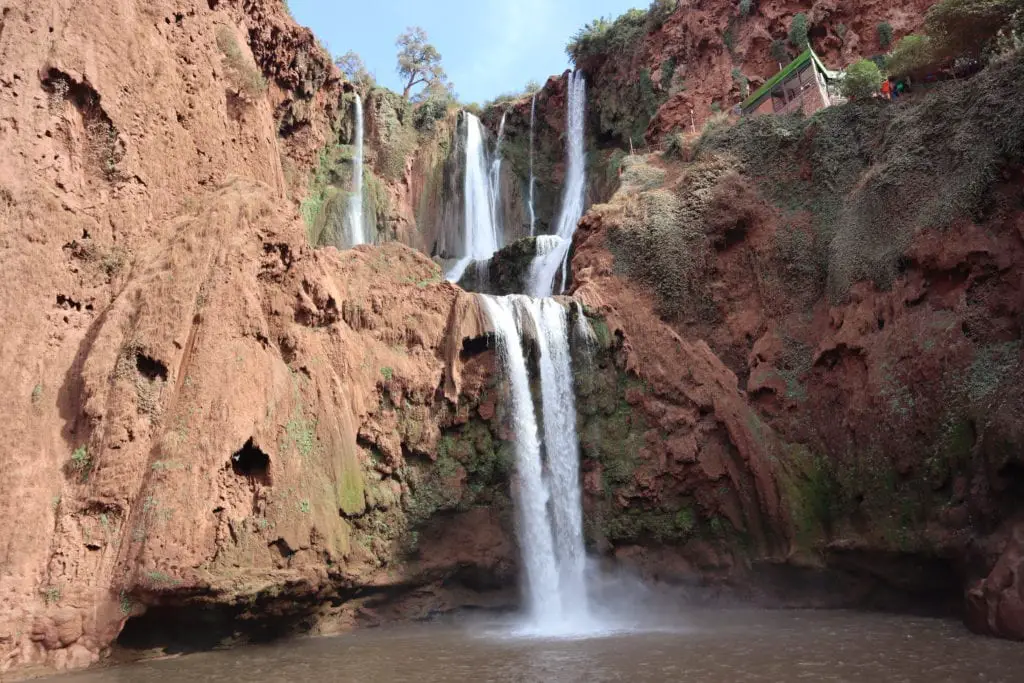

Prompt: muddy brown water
[{"left": 44, "top": 609, "right": 1024, "bottom": 682}]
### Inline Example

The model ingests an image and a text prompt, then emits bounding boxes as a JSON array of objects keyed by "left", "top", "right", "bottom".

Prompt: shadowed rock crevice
[{"left": 231, "top": 438, "right": 271, "bottom": 483}]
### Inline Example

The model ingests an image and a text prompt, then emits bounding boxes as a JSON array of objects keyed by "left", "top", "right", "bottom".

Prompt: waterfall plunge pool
[{"left": 42, "top": 608, "right": 1024, "bottom": 682}]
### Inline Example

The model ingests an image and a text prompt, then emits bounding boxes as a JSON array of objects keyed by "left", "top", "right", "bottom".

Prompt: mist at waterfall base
[{"left": 478, "top": 294, "right": 681, "bottom": 641}]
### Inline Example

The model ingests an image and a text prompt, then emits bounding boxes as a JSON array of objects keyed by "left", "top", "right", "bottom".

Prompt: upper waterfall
[
  {"left": 344, "top": 93, "right": 367, "bottom": 247},
  {"left": 446, "top": 112, "right": 501, "bottom": 283},
  {"left": 527, "top": 71, "right": 586, "bottom": 297},
  {"left": 488, "top": 112, "right": 507, "bottom": 240},
  {"left": 528, "top": 92, "right": 537, "bottom": 237}
]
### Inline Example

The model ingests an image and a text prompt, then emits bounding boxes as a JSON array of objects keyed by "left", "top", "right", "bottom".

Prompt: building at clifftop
[{"left": 741, "top": 48, "right": 845, "bottom": 117}]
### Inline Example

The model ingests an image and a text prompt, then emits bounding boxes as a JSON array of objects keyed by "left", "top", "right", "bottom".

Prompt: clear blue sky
[{"left": 288, "top": 0, "right": 644, "bottom": 104}]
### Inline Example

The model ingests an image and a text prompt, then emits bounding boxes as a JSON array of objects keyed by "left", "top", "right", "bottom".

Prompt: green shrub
[
  {"left": 841, "top": 59, "right": 884, "bottom": 100},
  {"left": 723, "top": 25, "right": 736, "bottom": 54},
  {"left": 566, "top": 1, "right": 678, "bottom": 64},
  {"left": 215, "top": 26, "right": 267, "bottom": 99},
  {"left": 662, "top": 130, "right": 686, "bottom": 160},
  {"left": 732, "top": 67, "right": 750, "bottom": 98},
  {"left": 887, "top": 34, "right": 936, "bottom": 78},
  {"left": 414, "top": 94, "right": 451, "bottom": 132},
  {"left": 660, "top": 56, "right": 677, "bottom": 89},
  {"left": 739, "top": 0, "right": 753, "bottom": 17},
  {"left": 836, "top": 23, "right": 848, "bottom": 44},
  {"left": 877, "top": 21, "right": 895, "bottom": 49},
  {"left": 619, "top": 156, "right": 666, "bottom": 190},
  {"left": 789, "top": 13, "right": 810, "bottom": 51},
  {"left": 69, "top": 446, "right": 92, "bottom": 481},
  {"left": 770, "top": 39, "right": 789, "bottom": 64}
]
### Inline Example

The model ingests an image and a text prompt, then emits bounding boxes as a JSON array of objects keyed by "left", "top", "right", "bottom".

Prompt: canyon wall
[
  {"left": 2, "top": 0, "right": 1023, "bottom": 677},
  {"left": 0, "top": 0, "right": 514, "bottom": 675}
]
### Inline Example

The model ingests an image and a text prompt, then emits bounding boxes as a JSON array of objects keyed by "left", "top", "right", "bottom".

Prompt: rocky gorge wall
[
  {"left": 3, "top": 0, "right": 1024, "bottom": 678},
  {"left": 0, "top": 0, "right": 519, "bottom": 676},
  {"left": 564, "top": 49, "right": 1024, "bottom": 638}
]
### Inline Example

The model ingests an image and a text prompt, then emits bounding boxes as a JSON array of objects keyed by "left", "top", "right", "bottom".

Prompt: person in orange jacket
[{"left": 880, "top": 79, "right": 892, "bottom": 100}]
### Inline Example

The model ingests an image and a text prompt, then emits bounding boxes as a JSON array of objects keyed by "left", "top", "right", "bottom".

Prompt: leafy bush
[
  {"left": 732, "top": 67, "right": 750, "bottom": 98},
  {"left": 789, "top": 13, "right": 810, "bottom": 51},
  {"left": 662, "top": 130, "right": 686, "bottom": 160},
  {"left": 566, "top": 1, "right": 679, "bottom": 64},
  {"left": 414, "top": 93, "right": 452, "bottom": 132},
  {"left": 836, "top": 23, "right": 848, "bottom": 44},
  {"left": 771, "top": 39, "right": 789, "bottom": 64},
  {"left": 877, "top": 21, "right": 895, "bottom": 49},
  {"left": 68, "top": 446, "right": 92, "bottom": 481},
  {"left": 724, "top": 25, "right": 737, "bottom": 53},
  {"left": 739, "top": 0, "right": 753, "bottom": 17},
  {"left": 215, "top": 27, "right": 266, "bottom": 99},
  {"left": 842, "top": 59, "right": 884, "bottom": 100},
  {"left": 887, "top": 34, "right": 936, "bottom": 78}
]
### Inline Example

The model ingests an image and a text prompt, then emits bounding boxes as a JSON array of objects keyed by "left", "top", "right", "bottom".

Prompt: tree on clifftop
[
  {"left": 396, "top": 27, "right": 448, "bottom": 101},
  {"left": 335, "top": 50, "right": 373, "bottom": 88}
]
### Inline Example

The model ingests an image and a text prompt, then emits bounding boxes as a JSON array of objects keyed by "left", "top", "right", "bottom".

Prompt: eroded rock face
[
  {"left": 0, "top": 0, "right": 520, "bottom": 675},
  {"left": 566, "top": 53, "right": 1024, "bottom": 634},
  {"left": 573, "top": 0, "right": 932, "bottom": 143}
]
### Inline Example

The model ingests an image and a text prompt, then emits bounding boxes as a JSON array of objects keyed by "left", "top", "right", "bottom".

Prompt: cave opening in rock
[
  {"left": 135, "top": 352, "right": 168, "bottom": 381},
  {"left": 231, "top": 438, "right": 270, "bottom": 483},
  {"left": 116, "top": 602, "right": 315, "bottom": 655}
]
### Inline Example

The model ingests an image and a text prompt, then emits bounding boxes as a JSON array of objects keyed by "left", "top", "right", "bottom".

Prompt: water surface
[{"left": 47, "top": 609, "right": 1024, "bottom": 682}]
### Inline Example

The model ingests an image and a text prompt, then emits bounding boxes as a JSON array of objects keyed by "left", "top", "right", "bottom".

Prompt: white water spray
[
  {"left": 528, "top": 72, "right": 586, "bottom": 297},
  {"left": 447, "top": 113, "right": 502, "bottom": 283},
  {"left": 528, "top": 92, "right": 537, "bottom": 237},
  {"left": 344, "top": 94, "right": 366, "bottom": 247}
]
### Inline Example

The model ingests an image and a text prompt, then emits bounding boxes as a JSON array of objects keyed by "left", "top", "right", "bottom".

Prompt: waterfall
[
  {"left": 481, "top": 293, "right": 592, "bottom": 633},
  {"left": 528, "top": 71, "right": 586, "bottom": 297},
  {"left": 527, "top": 298, "right": 588, "bottom": 617},
  {"left": 344, "top": 94, "right": 366, "bottom": 247},
  {"left": 528, "top": 93, "right": 537, "bottom": 237},
  {"left": 488, "top": 112, "right": 507, "bottom": 239},
  {"left": 447, "top": 113, "right": 501, "bottom": 283},
  {"left": 479, "top": 295, "right": 561, "bottom": 625}
]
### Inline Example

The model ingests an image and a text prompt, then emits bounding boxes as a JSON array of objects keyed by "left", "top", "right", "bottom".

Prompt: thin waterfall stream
[
  {"left": 344, "top": 93, "right": 366, "bottom": 247},
  {"left": 528, "top": 92, "right": 537, "bottom": 236},
  {"left": 528, "top": 71, "right": 586, "bottom": 297}
]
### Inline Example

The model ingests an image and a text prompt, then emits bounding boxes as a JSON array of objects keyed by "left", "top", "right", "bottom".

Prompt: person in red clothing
[{"left": 880, "top": 79, "right": 892, "bottom": 100}]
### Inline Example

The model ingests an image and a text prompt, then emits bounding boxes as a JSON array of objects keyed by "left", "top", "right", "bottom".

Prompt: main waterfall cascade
[
  {"left": 469, "top": 70, "right": 619, "bottom": 636},
  {"left": 446, "top": 112, "right": 502, "bottom": 283},
  {"left": 528, "top": 71, "right": 587, "bottom": 297},
  {"left": 480, "top": 295, "right": 592, "bottom": 633},
  {"left": 344, "top": 94, "right": 367, "bottom": 247}
]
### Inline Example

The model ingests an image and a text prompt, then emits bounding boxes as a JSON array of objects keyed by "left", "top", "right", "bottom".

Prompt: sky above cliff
[{"left": 287, "top": 0, "right": 643, "bottom": 103}]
